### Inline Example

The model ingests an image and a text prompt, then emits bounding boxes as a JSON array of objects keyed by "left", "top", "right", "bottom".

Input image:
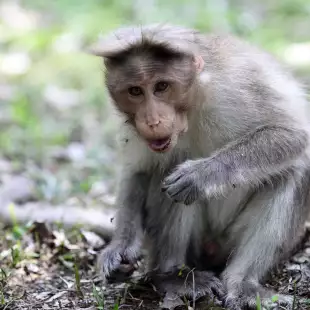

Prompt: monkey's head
[{"left": 90, "top": 24, "right": 204, "bottom": 153}]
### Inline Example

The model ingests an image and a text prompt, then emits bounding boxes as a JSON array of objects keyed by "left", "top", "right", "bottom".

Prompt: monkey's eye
[
  {"left": 154, "top": 81, "right": 169, "bottom": 93},
  {"left": 128, "top": 86, "right": 143, "bottom": 96}
]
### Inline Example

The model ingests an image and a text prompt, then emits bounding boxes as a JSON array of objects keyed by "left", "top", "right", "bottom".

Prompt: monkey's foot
[
  {"left": 224, "top": 281, "right": 293, "bottom": 310},
  {"left": 151, "top": 268, "right": 225, "bottom": 302},
  {"left": 97, "top": 241, "right": 140, "bottom": 280}
]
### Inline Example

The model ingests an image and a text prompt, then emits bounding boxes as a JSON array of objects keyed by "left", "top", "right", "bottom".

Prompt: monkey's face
[{"left": 105, "top": 50, "right": 200, "bottom": 153}]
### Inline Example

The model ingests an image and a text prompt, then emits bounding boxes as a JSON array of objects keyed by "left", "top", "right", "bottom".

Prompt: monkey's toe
[
  {"left": 152, "top": 269, "right": 225, "bottom": 302},
  {"left": 224, "top": 295, "right": 292, "bottom": 310},
  {"left": 224, "top": 281, "right": 293, "bottom": 310}
]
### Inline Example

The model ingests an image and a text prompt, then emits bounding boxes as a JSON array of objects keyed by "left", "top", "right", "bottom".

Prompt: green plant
[
  {"left": 74, "top": 260, "right": 84, "bottom": 298},
  {"left": 92, "top": 283, "right": 105, "bottom": 310}
]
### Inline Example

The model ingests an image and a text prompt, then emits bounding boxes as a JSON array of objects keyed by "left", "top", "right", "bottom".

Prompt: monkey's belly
[
  {"left": 144, "top": 170, "right": 252, "bottom": 272},
  {"left": 205, "top": 186, "right": 253, "bottom": 231}
]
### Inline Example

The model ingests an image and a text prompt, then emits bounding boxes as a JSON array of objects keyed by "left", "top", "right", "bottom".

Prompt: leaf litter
[{"left": 0, "top": 219, "right": 309, "bottom": 310}]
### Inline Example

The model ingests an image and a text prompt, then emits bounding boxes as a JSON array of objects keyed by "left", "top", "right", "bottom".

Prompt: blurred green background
[{"left": 0, "top": 0, "right": 309, "bottom": 205}]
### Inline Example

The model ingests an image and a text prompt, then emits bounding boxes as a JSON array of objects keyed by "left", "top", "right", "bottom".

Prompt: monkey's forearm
[
  {"left": 213, "top": 124, "right": 308, "bottom": 183},
  {"left": 163, "top": 125, "right": 309, "bottom": 204},
  {"left": 113, "top": 171, "right": 149, "bottom": 243},
  {"left": 97, "top": 171, "right": 149, "bottom": 277}
]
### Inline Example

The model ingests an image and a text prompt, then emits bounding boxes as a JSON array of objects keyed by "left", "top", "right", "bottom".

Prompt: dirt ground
[{"left": 1, "top": 220, "right": 310, "bottom": 310}]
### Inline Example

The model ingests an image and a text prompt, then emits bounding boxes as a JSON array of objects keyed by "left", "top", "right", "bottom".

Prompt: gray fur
[
  {"left": 94, "top": 24, "right": 310, "bottom": 309},
  {"left": 162, "top": 125, "right": 308, "bottom": 204},
  {"left": 97, "top": 171, "right": 150, "bottom": 278}
]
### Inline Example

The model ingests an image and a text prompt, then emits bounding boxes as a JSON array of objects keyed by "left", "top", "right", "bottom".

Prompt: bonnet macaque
[{"left": 90, "top": 24, "right": 310, "bottom": 309}]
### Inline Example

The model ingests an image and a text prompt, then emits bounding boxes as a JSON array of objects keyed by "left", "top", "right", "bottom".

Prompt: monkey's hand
[
  {"left": 97, "top": 241, "right": 140, "bottom": 280},
  {"left": 162, "top": 158, "right": 229, "bottom": 205}
]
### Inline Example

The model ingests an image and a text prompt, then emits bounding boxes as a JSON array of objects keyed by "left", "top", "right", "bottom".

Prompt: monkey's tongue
[{"left": 148, "top": 137, "right": 171, "bottom": 151}]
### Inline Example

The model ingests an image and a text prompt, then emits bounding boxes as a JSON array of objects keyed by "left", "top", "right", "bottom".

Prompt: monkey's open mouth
[{"left": 148, "top": 137, "right": 171, "bottom": 152}]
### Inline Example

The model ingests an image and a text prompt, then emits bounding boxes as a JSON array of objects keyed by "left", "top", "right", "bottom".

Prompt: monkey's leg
[
  {"left": 222, "top": 167, "right": 310, "bottom": 310},
  {"left": 97, "top": 172, "right": 149, "bottom": 279},
  {"left": 146, "top": 198, "right": 199, "bottom": 273},
  {"left": 145, "top": 188, "right": 224, "bottom": 300}
]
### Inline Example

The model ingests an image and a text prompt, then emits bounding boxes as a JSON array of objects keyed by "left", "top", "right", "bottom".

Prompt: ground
[{"left": 0, "top": 220, "right": 310, "bottom": 310}]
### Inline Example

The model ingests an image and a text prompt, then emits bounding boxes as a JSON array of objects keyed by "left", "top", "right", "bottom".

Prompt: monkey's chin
[{"left": 147, "top": 137, "right": 172, "bottom": 153}]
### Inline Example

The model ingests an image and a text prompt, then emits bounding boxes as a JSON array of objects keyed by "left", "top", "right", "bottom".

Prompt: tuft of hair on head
[{"left": 87, "top": 23, "right": 201, "bottom": 60}]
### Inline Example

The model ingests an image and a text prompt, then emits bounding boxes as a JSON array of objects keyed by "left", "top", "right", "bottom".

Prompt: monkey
[{"left": 90, "top": 24, "right": 310, "bottom": 309}]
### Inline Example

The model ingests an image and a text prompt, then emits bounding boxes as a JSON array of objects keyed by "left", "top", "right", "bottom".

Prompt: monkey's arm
[
  {"left": 162, "top": 124, "right": 309, "bottom": 204},
  {"left": 113, "top": 170, "right": 149, "bottom": 240},
  {"left": 97, "top": 170, "right": 150, "bottom": 277}
]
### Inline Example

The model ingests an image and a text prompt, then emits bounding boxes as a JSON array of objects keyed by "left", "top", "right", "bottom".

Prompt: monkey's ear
[{"left": 194, "top": 56, "right": 204, "bottom": 73}]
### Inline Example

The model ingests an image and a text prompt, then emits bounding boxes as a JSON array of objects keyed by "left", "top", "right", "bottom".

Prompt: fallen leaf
[{"left": 81, "top": 230, "right": 105, "bottom": 250}]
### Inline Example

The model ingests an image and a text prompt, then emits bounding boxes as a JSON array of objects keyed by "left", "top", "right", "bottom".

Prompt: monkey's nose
[{"left": 147, "top": 119, "right": 160, "bottom": 128}]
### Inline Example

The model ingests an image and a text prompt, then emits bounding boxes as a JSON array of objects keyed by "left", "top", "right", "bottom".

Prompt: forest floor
[{"left": 0, "top": 213, "right": 310, "bottom": 310}]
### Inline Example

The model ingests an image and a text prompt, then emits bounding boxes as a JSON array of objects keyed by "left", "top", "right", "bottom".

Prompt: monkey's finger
[
  {"left": 183, "top": 186, "right": 200, "bottom": 205},
  {"left": 97, "top": 248, "right": 123, "bottom": 278},
  {"left": 193, "top": 271, "right": 226, "bottom": 299},
  {"left": 118, "top": 263, "right": 136, "bottom": 273},
  {"left": 162, "top": 168, "right": 188, "bottom": 189},
  {"left": 164, "top": 182, "right": 191, "bottom": 201},
  {"left": 157, "top": 277, "right": 224, "bottom": 302},
  {"left": 164, "top": 180, "right": 199, "bottom": 205}
]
